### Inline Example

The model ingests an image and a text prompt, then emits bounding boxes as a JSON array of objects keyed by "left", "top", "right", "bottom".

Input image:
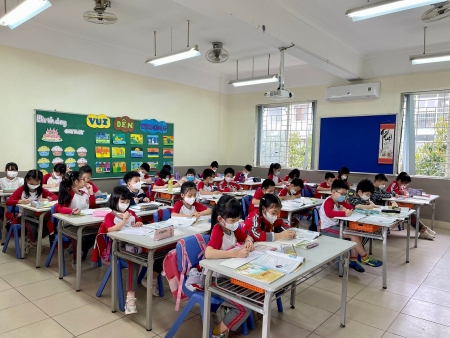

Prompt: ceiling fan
[
  {"left": 83, "top": 0, "right": 117, "bottom": 25},
  {"left": 205, "top": 42, "right": 229, "bottom": 63},
  {"left": 422, "top": 1, "right": 450, "bottom": 22}
]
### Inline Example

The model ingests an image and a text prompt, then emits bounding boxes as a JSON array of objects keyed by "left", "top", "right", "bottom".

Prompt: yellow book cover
[{"left": 235, "top": 263, "right": 284, "bottom": 283}]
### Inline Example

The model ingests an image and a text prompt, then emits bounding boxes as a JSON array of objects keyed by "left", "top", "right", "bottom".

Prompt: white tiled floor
[{"left": 2, "top": 227, "right": 450, "bottom": 337}]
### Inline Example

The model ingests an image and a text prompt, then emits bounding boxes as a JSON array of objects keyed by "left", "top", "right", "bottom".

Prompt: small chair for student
[
  {"left": 164, "top": 234, "right": 255, "bottom": 338},
  {"left": 241, "top": 195, "right": 253, "bottom": 219},
  {"left": 2, "top": 206, "right": 22, "bottom": 259},
  {"left": 119, "top": 178, "right": 126, "bottom": 186}
]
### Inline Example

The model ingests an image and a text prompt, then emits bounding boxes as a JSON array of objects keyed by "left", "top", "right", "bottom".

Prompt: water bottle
[
  {"left": 168, "top": 178, "right": 173, "bottom": 192},
  {"left": 174, "top": 170, "right": 180, "bottom": 181}
]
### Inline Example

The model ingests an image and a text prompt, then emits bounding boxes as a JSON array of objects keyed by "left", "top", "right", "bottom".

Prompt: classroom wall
[
  {"left": 226, "top": 70, "right": 450, "bottom": 226},
  {"left": 0, "top": 44, "right": 229, "bottom": 170}
]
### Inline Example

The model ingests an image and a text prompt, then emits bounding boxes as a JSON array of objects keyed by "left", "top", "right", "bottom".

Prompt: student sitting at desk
[
  {"left": 155, "top": 164, "right": 172, "bottom": 179},
  {"left": 43, "top": 163, "right": 67, "bottom": 188},
  {"left": 174, "top": 168, "right": 200, "bottom": 187},
  {"left": 234, "top": 164, "right": 252, "bottom": 182},
  {"left": 79, "top": 165, "right": 101, "bottom": 194},
  {"left": 337, "top": 166, "right": 350, "bottom": 187},
  {"left": 172, "top": 182, "right": 211, "bottom": 218},
  {"left": 137, "top": 162, "right": 153, "bottom": 184},
  {"left": 218, "top": 168, "right": 242, "bottom": 193},
  {"left": 123, "top": 171, "right": 150, "bottom": 205},
  {"left": 248, "top": 179, "right": 276, "bottom": 214},
  {"left": 346, "top": 179, "right": 376, "bottom": 210},
  {"left": 244, "top": 193, "right": 296, "bottom": 242},
  {"left": 198, "top": 169, "right": 220, "bottom": 196},
  {"left": 314, "top": 172, "right": 335, "bottom": 198},
  {"left": 205, "top": 195, "right": 253, "bottom": 338},
  {"left": 267, "top": 163, "right": 287, "bottom": 185},
  {"left": 0, "top": 162, "right": 24, "bottom": 190},
  {"left": 55, "top": 171, "right": 97, "bottom": 268},
  {"left": 7, "top": 169, "right": 58, "bottom": 248},
  {"left": 371, "top": 174, "right": 395, "bottom": 205},
  {"left": 283, "top": 168, "right": 300, "bottom": 183},
  {"left": 319, "top": 179, "right": 382, "bottom": 273},
  {"left": 153, "top": 169, "right": 171, "bottom": 189},
  {"left": 200, "top": 161, "right": 220, "bottom": 178},
  {"left": 278, "top": 178, "right": 303, "bottom": 200}
]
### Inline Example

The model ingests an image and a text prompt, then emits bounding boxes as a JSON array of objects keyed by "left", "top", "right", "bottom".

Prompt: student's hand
[
  {"left": 19, "top": 199, "right": 31, "bottom": 205},
  {"left": 72, "top": 208, "right": 81, "bottom": 215},
  {"left": 143, "top": 197, "right": 150, "bottom": 203},
  {"left": 244, "top": 238, "right": 254, "bottom": 251},
  {"left": 235, "top": 248, "right": 249, "bottom": 258},
  {"left": 134, "top": 197, "right": 139, "bottom": 204},
  {"left": 213, "top": 191, "right": 220, "bottom": 195},
  {"left": 344, "top": 209, "right": 353, "bottom": 216},
  {"left": 395, "top": 194, "right": 399, "bottom": 198},
  {"left": 86, "top": 184, "right": 94, "bottom": 195},
  {"left": 123, "top": 211, "right": 130, "bottom": 220},
  {"left": 279, "top": 230, "right": 296, "bottom": 240},
  {"left": 47, "top": 196, "right": 53, "bottom": 201},
  {"left": 134, "top": 222, "right": 143, "bottom": 228},
  {"left": 232, "top": 187, "right": 237, "bottom": 192},
  {"left": 366, "top": 204, "right": 375, "bottom": 210},
  {"left": 190, "top": 212, "right": 201, "bottom": 218}
]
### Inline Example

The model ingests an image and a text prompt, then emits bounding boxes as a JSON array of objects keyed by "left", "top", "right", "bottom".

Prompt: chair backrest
[
  {"left": 153, "top": 208, "right": 172, "bottom": 222},
  {"left": 242, "top": 195, "right": 252, "bottom": 219},
  {"left": 176, "top": 234, "right": 210, "bottom": 273},
  {"left": 309, "top": 206, "right": 321, "bottom": 231},
  {"left": 50, "top": 205, "right": 58, "bottom": 226},
  {"left": 119, "top": 179, "right": 125, "bottom": 186},
  {"left": 145, "top": 184, "right": 154, "bottom": 197}
]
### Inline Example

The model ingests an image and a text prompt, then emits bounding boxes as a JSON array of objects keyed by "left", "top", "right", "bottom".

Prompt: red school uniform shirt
[
  {"left": 88, "top": 181, "right": 99, "bottom": 193},
  {"left": 314, "top": 181, "right": 330, "bottom": 199},
  {"left": 172, "top": 200, "right": 207, "bottom": 215},
  {"left": 42, "top": 173, "right": 51, "bottom": 184},
  {"left": 6, "top": 186, "right": 58, "bottom": 206},
  {"left": 234, "top": 171, "right": 249, "bottom": 182},
  {"left": 154, "top": 178, "right": 168, "bottom": 187},
  {"left": 278, "top": 187, "right": 301, "bottom": 197},
  {"left": 387, "top": 180, "right": 406, "bottom": 195},
  {"left": 243, "top": 210, "right": 290, "bottom": 242},
  {"left": 218, "top": 180, "right": 241, "bottom": 193},
  {"left": 248, "top": 188, "right": 264, "bottom": 214},
  {"left": 207, "top": 224, "right": 248, "bottom": 251}
]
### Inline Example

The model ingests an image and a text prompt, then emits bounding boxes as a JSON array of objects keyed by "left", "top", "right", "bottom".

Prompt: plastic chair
[
  {"left": 119, "top": 179, "right": 126, "bottom": 185},
  {"left": 241, "top": 195, "right": 252, "bottom": 220},
  {"left": 45, "top": 205, "right": 71, "bottom": 276},
  {"left": 2, "top": 206, "right": 21, "bottom": 259},
  {"left": 164, "top": 234, "right": 255, "bottom": 338},
  {"left": 308, "top": 207, "right": 321, "bottom": 232}
]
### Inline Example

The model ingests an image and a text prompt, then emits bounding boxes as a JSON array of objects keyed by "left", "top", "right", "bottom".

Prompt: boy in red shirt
[
  {"left": 387, "top": 172, "right": 410, "bottom": 196},
  {"left": 248, "top": 179, "right": 276, "bottom": 214},
  {"left": 314, "top": 172, "right": 335, "bottom": 198},
  {"left": 278, "top": 178, "right": 303, "bottom": 200},
  {"left": 234, "top": 164, "right": 252, "bottom": 182},
  {"left": 79, "top": 165, "right": 100, "bottom": 194},
  {"left": 218, "top": 168, "right": 242, "bottom": 192}
]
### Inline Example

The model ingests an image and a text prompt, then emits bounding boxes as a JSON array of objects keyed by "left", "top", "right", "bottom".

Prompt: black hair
[
  {"left": 140, "top": 163, "right": 150, "bottom": 172},
  {"left": 210, "top": 161, "right": 219, "bottom": 168},
  {"left": 53, "top": 163, "right": 67, "bottom": 175},
  {"left": 325, "top": 172, "right": 335, "bottom": 180},
  {"left": 268, "top": 163, "right": 281, "bottom": 176},
  {"left": 290, "top": 178, "right": 304, "bottom": 189},
  {"left": 123, "top": 171, "right": 140, "bottom": 184},
  {"left": 262, "top": 179, "right": 276, "bottom": 190},
  {"left": 356, "top": 179, "right": 375, "bottom": 194},
  {"left": 396, "top": 172, "right": 411, "bottom": 183},
  {"left": 109, "top": 186, "right": 133, "bottom": 212},
  {"left": 159, "top": 169, "right": 171, "bottom": 180},
  {"left": 202, "top": 168, "right": 214, "bottom": 179},
  {"left": 23, "top": 170, "right": 43, "bottom": 198},
  {"left": 209, "top": 195, "right": 241, "bottom": 235},
  {"left": 185, "top": 168, "right": 196, "bottom": 176},
  {"left": 244, "top": 164, "right": 252, "bottom": 172},
  {"left": 224, "top": 167, "right": 235, "bottom": 176},
  {"left": 79, "top": 165, "right": 93, "bottom": 175},
  {"left": 288, "top": 169, "right": 300, "bottom": 179},
  {"left": 338, "top": 166, "right": 350, "bottom": 178},
  {"left": 331, "top": 179, "right": 349, "bottom": 192},
  {"left": 375, "top": 173, "right": 388, "bottom": 182},
  {"left": 58, "top": 171, "right": 81, "bottom": 206},
  {"left": 5, "top": 162, "right": 18, "bottom": 171},
  {"left": 162, "top": 164, "right": 172, "bottom": 172},
  {"left": 181, "top": 181, "right": 197, "bottom": 195},
  {"left": 259, "top": 194, "right": 282, "bottom": 231}
]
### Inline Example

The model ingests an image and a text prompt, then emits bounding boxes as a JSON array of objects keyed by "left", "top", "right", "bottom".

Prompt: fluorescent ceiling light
[
  {"left": 229, "top": 74, "right": 279, "bottom": 87},
  {"left": 0, "top": 0, "right": 51, "bottom": 29},
  {"left": 346, "top": 0, "right": 437, "bottom": 21},
  {"left": 410, "top": 52, "right": 450, "bottom": 65},
  {"left": 145, "top": 46, "right": 200, "bottom": 66}
]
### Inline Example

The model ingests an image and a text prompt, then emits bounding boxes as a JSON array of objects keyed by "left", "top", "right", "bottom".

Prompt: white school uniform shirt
[
  {"left": 47, "top": 175, "right": 62, "bottom": 186},
  {"left": 21, "top": 190, "right": 39, "bottom": 202},
  {"left": 114, "top": 214, "right": 136, "bottom": 227},
  {"left": 70, "top": 192, "right": 90, "bottom": 210},
  {"left": 0, "top": 177, "right": 24, "bottom": 190},
  {"left": 272, "top": 176, "right": 280, "bottom": 184},
  {"left": 221, "top": 231, "right": 237, "bottom": 251},
  {"left": 179, "top": 204, "right": 195, "bottom": 215}
]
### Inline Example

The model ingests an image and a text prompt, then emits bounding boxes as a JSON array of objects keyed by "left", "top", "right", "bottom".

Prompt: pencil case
[{"left": 153, "top": 225, "right": 174, "bottom": 241}]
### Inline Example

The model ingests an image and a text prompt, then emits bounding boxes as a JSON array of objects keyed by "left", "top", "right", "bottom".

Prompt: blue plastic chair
[
  {"left": 241, "top": 195, "right": 252, "bottom": 219},
  {"left": 119, "top": 179, "right": 126, "bottom": 185},
  {"left": 45, "top": 205, "right": 71, "bottom": 276},
  {"left": 308, "top": 207, "right": 321, "bottom": 232},
  {"left": 2, "top": 206, "right": 21, "bottom": 259},
  {"left": 164, "top": 234, "right": 255, "bottom": 338}
]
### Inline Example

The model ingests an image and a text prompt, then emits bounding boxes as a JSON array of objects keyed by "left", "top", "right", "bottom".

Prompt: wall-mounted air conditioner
[{"left": 326, "top": 82, "right": 380, "bottom": 102}]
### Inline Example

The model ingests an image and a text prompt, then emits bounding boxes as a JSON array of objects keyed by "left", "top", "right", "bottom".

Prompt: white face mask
[
  {"left": 7, "top": 171, "right": 18, "bottom": 178},
  {"left": 224, "top": 221, "right": 239, "bottom": 232},
  {"left": 274, "top": 171, "right": 280, "bottom": 176},
  {"left": 53, "top": 174, "right": 62, "bottom": 182},
  {"left": 184, "top": 197, "right": 196, "bottom": 205},
  {"left": 163, "top": 178, "right": 169, "bottom": 183},
  {"left": 225, "top": 177, "right": 233, "bottom": 183},
  {"left": 290, "top": 189, "right": 297, "bottom": 195},
  {"left": 131, "top": 182, "right": 142, "bottom": 190},
  {"left": 27, "top": 183, "right": 40, "bottom": 190},
  {"left": 341, "top": 175, "right": 348, "bottom": 180},
  {"left": 288, "top": 178, "right": 293, "bottom": 183},
  {"left": 361, "top": 195, "right": 370, "bottom": 201},
  {"left": 379, "top": 184, "right": 385, "bottom": 189},
  {"left": 118, "top": 202, "right": 129, "bottom": 212},
  {"left": 243, "top": 171, "right": 249, "bottom": 176},
  {"left": 265, "top": 212, "right": 278, "bottom": 224},
  {"left": 212, "top": 169, "right": 217, "bottom": 173},
  {"left": 139, "top": 171, "right": 145, "bottom": 178}
]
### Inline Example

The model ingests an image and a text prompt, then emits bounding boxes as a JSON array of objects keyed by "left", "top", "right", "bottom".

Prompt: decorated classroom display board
[
  {"left": 35, "top": 110, "right": 174, "bottom": 178},
  {"left": 318, "top": 114, "right": 397, "bottom": 174}
]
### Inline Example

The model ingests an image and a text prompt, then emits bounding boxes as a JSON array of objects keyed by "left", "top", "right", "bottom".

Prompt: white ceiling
[{"left": 0, "top": 0, "right": 450, "bottom": 93}]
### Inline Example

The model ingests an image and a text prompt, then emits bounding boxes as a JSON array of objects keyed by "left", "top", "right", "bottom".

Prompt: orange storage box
[
  {"left": 230, "top": 278, "right": 264, "bottom": 293},
  {"left": 396, "top": 202, "right": 414, "bottom": 209},
  {"left": 348, "top": 221, "right": 381, "bottom": 233}
]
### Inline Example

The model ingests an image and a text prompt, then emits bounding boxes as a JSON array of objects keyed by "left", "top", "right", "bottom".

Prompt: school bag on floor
[{"left": 162, "top": 233, "right": 207, "bottom": 311}]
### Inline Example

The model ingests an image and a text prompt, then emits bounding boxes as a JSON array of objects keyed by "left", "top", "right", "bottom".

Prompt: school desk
[
  {"left": 199, "top": 191, "right": 254, "bottom": 205},
  {"left": 281, "top": 198, "right": 324, "bottom": 225},
  {"left": 0, "top": 191, "right": 13, "bottom": 245},
  {"left": 239, "top": 180, "right": 263, "bottom": 191},
  {"left": 152, "top": 187, "right": 181, "bottom": 206},
  {"left": 200, "top": 236, "right": 355, "bottom": 338},
  {"left": 54, "top": 206, "right": 170, "bottom": 291}
]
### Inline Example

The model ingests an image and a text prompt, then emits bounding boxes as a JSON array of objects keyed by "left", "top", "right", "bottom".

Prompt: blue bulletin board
[{"left": 318, "top": 114, "right": 397, "bottom": 174}]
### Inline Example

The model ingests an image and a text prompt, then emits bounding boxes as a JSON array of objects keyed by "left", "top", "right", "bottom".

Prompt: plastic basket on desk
[
  {"left": 230, "top": 278, "right": 265, "bottom": 293},
  {"left": 348, "top": 221, "right": 381, "bottom": 233}
]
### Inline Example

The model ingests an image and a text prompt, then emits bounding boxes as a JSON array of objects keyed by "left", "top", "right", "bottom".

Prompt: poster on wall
[{"left": 378, "top": 123, "right": 395, "bottom": 164}]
